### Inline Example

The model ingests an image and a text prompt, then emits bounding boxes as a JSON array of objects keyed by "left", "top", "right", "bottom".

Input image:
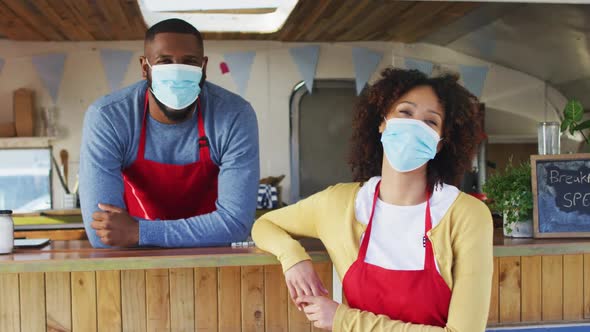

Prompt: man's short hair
[{"left": 145, "top": 18, "right": 203, "bottom": 50}]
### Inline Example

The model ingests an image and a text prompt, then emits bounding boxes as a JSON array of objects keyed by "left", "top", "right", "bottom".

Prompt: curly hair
[{"left": 349, "top": 68, "right": 484, "bottom": 190}]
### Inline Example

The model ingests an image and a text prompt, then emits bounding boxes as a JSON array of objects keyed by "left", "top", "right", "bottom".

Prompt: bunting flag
[
  {"left": 224, "top": 51, "right": 256, "bottom": 96},
  {"left": 100, "top": 49, "right": 134, "bottom": 92},
  {"left": 352, "top": 47, "right": 383, "bottom": 95},
  {"left": 405, "top": 58, "right": 434, "bottom": 76},
  {"left": 0, "top": 58, "right": 4, "bottom": 76},
  {"left": 459, "top": 65, "right": 489, "bottom": 97},
  {"left": 289, "top": 45, "right": 320, "bottom": 93},
  {"left": 32, "top": 53, "right": 66, "bottom": 103}
]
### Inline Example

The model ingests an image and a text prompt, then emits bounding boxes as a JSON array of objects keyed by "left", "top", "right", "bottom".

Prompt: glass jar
[
  {"left": 538, "top": 122, "right": 561, "bottom": 155},
  {"left": 0, "top": 210, "right": 14, "bottom": 254}
]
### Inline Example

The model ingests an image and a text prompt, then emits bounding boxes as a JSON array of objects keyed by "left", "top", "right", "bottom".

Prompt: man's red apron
[
  {"left": 342, "top": 181, "right": 451, "bottom": 327},
  {"left": 122, "top": 91, "right": 219, "bottom": 220}
]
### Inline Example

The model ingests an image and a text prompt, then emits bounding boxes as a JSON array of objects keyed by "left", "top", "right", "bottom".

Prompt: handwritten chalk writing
[
  {"left": 549, "top": 170, "right": 590, "bottom": 184},
  {"left": 545, "top": 165, "right": 590, "bottom": 216},
  {"left": 534, "top": 157, "right": 590, "bottom": 234},
  {"left": 563, "top": 192, "right": 590, "bottom": 208}
]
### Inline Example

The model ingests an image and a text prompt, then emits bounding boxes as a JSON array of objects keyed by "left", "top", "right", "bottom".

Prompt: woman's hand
[
  {"left": 284, "top": 260, "right": 329, "bottom": 309},
  {"left": 296, "top": 295, "right": 339, "bottom": 330}
]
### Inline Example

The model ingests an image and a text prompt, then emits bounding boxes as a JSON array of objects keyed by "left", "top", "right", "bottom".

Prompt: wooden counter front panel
[
  {"left": 0, "top": 262, "right": 332, "bottom": 332},
  {"left": 488, "top": 254, "right": 590, "bottom": 326},
  {"left": 5, "top": 254, "right": 590, "bottom": 330}
]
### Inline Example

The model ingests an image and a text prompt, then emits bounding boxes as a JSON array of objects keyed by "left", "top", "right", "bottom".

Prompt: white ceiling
[{"left": 423, "top": 2, "right": 590, "bottom": 110}]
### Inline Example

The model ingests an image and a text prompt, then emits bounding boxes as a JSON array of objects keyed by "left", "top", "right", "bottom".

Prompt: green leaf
[
  {"left": 561, "top": 119, "right": 572, "bottom": 132},
  {"left": 484, "top": 161, "right": 532, "bottom": 222},
  {"left": 564, "top": 100, "right": 584, "bottom": 122},
  {"left": 574, "top": 120, "right": 590, "bottom": 131}
]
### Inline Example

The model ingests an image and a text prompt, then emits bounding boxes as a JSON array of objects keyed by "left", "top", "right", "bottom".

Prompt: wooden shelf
[
  {"left": 0, "top": 137, "right": 55, "bottom": 148},
  {"left": 487, "top": 135, "right": 538, "bottom": 144}
]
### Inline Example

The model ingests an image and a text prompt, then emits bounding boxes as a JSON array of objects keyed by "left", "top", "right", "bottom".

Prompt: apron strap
[
  {"left": 361, "top": 180, "right": 437, "bottom": 271},
  {"left": 137, "top": 90, "right": 150, "bottom": 162},
  {"left": 358, "top": 181, "right": 381, "bottom": 261},
  {"left": 140, "top": 90, "right": 209, "bottom": 162},
  {"left": 196, "top": 99, "right": 211, "bottom": 162}
]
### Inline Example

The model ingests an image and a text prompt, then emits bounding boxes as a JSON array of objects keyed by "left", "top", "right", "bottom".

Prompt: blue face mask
[
  {"left": 381, "top": 118, "right": 441, "bottom": 172},
  {"left": 147, "top": 61, "right": 203, "bottom": 110}
]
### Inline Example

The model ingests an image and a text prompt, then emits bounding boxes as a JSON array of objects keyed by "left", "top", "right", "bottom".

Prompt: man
[{"left": 79, "top": 18, "right": 259, "bottom": 248}]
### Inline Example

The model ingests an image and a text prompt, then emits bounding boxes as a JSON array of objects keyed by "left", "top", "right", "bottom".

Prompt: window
[
  {"left": 0, "top": 149, "right": 52, "bottom": 212},
  {"left": 289, "top": 81, "right": 487, "bottom": 200},
  {"left": 138, "top": 0, "right": 298, "bottom": 33},
  {"left": 290, "top": 80, "right": 357, "bottom": 201}
]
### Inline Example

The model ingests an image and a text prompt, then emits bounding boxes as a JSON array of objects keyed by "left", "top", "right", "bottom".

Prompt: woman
[{"left": 252, "top": 68, "right": 493, "bottom": 331}]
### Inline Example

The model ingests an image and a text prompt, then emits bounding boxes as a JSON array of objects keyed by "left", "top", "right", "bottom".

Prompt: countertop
[
  {"left": 0, "top": 238, "right": 328, "bottom": 273},
  {"left": 3, "top": 229, "right": 590, "bottom": 273}
]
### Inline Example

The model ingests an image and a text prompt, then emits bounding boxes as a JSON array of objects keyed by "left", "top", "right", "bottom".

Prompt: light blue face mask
[
  {"left": 147, "top": 60, "right": 203, "bottom": 110},
  {"left": 381, "top": 118, "right": 441, "bottom": 172}
]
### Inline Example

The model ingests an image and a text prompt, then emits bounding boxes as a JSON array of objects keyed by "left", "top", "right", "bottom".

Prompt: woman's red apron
[{"left": 342, "top": 181, "right": 451, "bottom": 326}]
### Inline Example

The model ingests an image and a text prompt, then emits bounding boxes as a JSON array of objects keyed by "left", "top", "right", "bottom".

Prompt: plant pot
[{"left": 503, "top": 214, "right": 533, "bottom": 238}]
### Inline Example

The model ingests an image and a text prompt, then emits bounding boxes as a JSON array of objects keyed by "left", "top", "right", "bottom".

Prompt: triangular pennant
[
  {"left": 352, "top": 47, "right": 383, "bottom": 95},
  {"left": 0, "top": 58, "right": 4, "bottom": 76},
  {"left": 289, "top": 45, "right": 320, "bottom": 93},
  {"left": 459, "top": 65, "right": 489, "bottom": 98},
  {"left": 32, "top": 53, "right": 66, "bottom": 103},
  {"left": 100, "top": 49, "right": 134, "bottom": 92},
  {"left": 224, "top": 51, "right": 256, "bottom": 96},
  {"left": 405, "top": 58, "right": 434, "bottom": 76}
]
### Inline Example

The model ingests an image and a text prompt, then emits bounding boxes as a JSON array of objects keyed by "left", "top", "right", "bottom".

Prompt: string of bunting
[{"left": 0, "top": 46, "right": 490, "bottom": 102}]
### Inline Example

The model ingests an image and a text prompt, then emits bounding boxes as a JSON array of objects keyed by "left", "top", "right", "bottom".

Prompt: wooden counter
[
  {"left": 2, "top": 231, "right": 590, "bottom": 331},
  {"left": 0, "top": 239, "right": 329, "bottom": 274},
  {"left": 489, "top": 230, "right": 590, "bottom": 328},
  {"left": 3, "top": 229, "right": 590, "bottom": 274},
  {"left": 0, "top": 239, "right": 331, "bottom": 332},
  {"left": 494, "top": 231, "right": 590, "bottom": 257}
]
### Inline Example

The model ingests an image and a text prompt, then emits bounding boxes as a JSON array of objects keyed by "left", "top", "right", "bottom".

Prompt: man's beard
[{"left": 147, "top": 78, "right": 196, "bottom": 122}]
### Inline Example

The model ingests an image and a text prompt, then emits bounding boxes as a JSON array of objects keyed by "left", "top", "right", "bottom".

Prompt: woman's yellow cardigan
[{"left": 252, "top": 182, "right": 493, "bottom": 332}]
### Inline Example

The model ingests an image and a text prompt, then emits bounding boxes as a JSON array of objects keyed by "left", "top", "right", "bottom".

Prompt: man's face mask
[{"left": 146, "top": 59, "right": 203, "bottom": 113}]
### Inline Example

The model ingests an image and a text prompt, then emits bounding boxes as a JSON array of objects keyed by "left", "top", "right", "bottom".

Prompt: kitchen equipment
[
  {"left": 63, "top": 193, "right": 77, "bottom": 209},
  {"left": 14, "top": 238, "right": 50, "bottom": 248},
  {"left": 51, "top": 153, "right": 70, "bottom": 194},
  {"left": 0, "top": 210, "right": 14, "bottom": 254},
  {"left": 0, "top": 122, "right": 16, "bottom": 137},
  {"left": 60, "top": 149, "right": 69, "bottom": 187},
  {"left": 13, "top": 88, "right": 35, "bottom": 137}
]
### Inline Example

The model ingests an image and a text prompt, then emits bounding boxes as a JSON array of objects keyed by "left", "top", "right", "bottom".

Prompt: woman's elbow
[{"left": 251, "top": 218, "right": 272, "bottom": 244}]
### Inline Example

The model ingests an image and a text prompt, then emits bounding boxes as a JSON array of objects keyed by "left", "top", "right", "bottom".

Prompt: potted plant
[
  {"left": 483, "top": 161, "right": 534, "bottom": 237},
  {"left": 561, "top": 100, "right": 590, "bottom": 152}
]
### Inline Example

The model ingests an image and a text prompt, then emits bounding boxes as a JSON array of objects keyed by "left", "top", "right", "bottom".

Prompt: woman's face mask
[{"left": 381, "top": 118, "right": 442, "bottom": 172}]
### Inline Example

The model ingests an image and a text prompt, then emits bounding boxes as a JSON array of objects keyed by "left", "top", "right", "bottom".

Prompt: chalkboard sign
[{"left": 532, "top": 154, "right": 590, "bottom": 238}]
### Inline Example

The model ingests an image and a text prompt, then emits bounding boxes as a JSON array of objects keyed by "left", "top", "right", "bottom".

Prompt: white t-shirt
[{"left": 355, "top": 176, "right": 460, "bottom": 272}]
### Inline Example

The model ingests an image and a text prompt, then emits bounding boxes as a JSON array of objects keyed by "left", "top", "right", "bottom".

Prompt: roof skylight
[{"left": 138, "top": 0, "right": 298, "bottom": 33}]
